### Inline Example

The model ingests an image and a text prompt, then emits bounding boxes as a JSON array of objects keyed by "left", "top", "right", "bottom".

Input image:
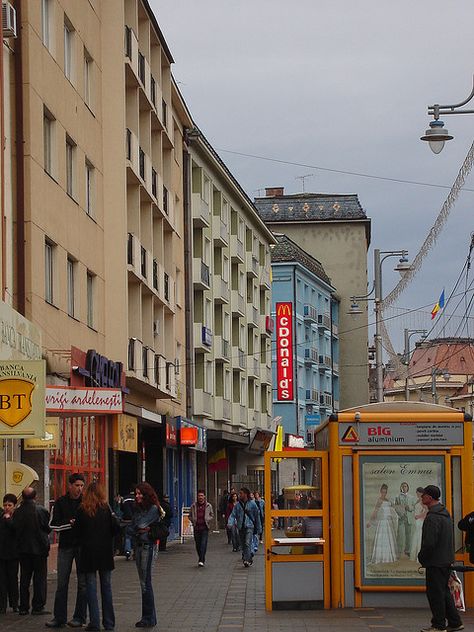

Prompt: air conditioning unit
[
  {"left": 153, "top": 319, "right": 160, "bottom": 336},
  {"left": 2, "top": 2, "right": 17, "bottom": 38}
]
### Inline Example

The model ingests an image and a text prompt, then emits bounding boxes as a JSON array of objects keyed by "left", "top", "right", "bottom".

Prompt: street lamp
[
  {"left": 349, "top": 248, "right": 411, "bottom": 403},
  {"left": 402, "top": 328, "right": 427, "bottom": 401},
  {"left": 421, "top": 75, "right": 474, "bottom": 153},
  {"left": 431, "top": 367, "right": 450, "bottom": 404}
]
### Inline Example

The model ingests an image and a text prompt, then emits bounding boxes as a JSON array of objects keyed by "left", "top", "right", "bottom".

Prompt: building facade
[
  {"left": 188, "top": 130, "right": 275, "bottom": 508},
  {"left": 271, "top": 234, "right": 339, "bottom": 446},
  {"left": 255, "top": 188, "right": 371, "bottom": 409}
]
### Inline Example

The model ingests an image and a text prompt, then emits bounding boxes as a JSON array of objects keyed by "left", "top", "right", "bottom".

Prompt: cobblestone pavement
[{"left": 1, "top": 535, "right": 473, "bottom": 632}]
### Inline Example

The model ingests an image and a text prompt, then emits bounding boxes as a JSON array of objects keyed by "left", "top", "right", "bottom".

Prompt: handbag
[
  {"left": 448, "top": 571, "right": 466, "bottom": 612},
  {"left": 149, "top": 518, "right": 169, "bottom": 542}
]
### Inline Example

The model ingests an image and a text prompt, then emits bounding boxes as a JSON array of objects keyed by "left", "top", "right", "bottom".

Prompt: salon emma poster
[{"left": 359, "top": 454, "right": 444, "bottom": 586}]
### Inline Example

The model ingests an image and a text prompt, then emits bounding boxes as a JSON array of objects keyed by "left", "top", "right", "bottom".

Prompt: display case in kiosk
[{"left": 317, "top": 401, "right": 473, "bottom": 608}]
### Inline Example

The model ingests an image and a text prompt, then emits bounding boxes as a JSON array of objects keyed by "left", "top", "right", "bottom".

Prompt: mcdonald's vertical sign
[{"left": 276, "top": 302, "right": 294, "bottom": 400}]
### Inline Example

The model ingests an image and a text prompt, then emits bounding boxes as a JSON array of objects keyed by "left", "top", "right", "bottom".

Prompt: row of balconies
[
  {"left": 194, "top": 391, "right": 272, "bottom": 427},
  {"left": 296, "top": 388, "right": 333, "bottom": 408},
  {"left": 124, "top": 26, "right": 172, "bottom": 141},
  {"left": 302, "top": 346, "right": 334, "bottom": 371},
  {"left": 126, "top": 338, "right": 177, "bottom": 398},
  {"left": 303, "top": 304, "right": 333, "bottom": 332},
  {"left": 126, "top": 128, "right": 175, "bottom": 229},
  {"left": 127, "top": 233, "right": 175, "bottom": 311}
]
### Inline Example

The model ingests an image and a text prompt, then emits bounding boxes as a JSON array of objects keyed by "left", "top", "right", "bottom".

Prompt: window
[
  {"left": 45, "top": 239, "right": 54, "bottom": 304},
  {"left": 64, "top": 19, "right": 74, "bottom": 81},
  {"left": 43, "top": 108, "right": 54, "bottom": 176},
  {"left": 66, "top": 136, "right": 76, "bottom": 197},
  {"left": 67, "top": 257, "right": 75, "bottom": 317},
  {"left": 205, "top": 361, "right": 213, "bottom": 394},
  {"left": 87, "top": 272, "right": 94, "bottom": 328},
  {"left": 41, "top": 0, "right": 52, "bottom": 49},
  {"left": 84, "top": 49, "right": 92, "bottom": 108},
  {"left": 222, "top": 255, "right": 229, "bottom": 283},
  {"left": 85, "top": 160, "right": 94, "bottom": 216},
  {"left": 224, "top": 370, "right": 231, "bottom": 400}
]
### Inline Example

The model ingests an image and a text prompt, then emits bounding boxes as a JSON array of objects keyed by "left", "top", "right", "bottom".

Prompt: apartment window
[
  {"left": 66, "top": 136, "right": 76, "bottom": 197},
  {"left": 87, "top": 272, "right": 95, "bottom": 328},
  {"left": 205, "top": 299, "right": 212, "bottom": 329},
  {"left": 45, "top": 239, "right": 54, "bottom": 304},
  {"left": 222, "top": 255, "right": 229, "bottom": 283},
  {"left": 203, "top": 175, "right": 210, "bottom": 205},
  {"left": 84, "top": 49, "right": 93, "bottom": 108},
  {"left": 224, "top": 370, "right": 231, "bottom": 400},
  {"left": 138, "top": 52, "right": 145, "bottom": 84},
  {"left": 64, "top": 19, "right": 74, "bottom": 82},
  {"left": 150, "top": 76, "right": 156, "bottom": 106},
  {"left": 43, "top": 108, "right": 54, "bottom": 176},
  {"left": 67, "top": 257, "right": 75, "bottom": 317},
  {"left": 205, "top": 361, "right": 213, "bottom": 394},
  {"left": 41, "top": 0, "right": 52, "bottom": 49},
  {"left": 85, "top": 160, "right": 94, "bottom": 216}
]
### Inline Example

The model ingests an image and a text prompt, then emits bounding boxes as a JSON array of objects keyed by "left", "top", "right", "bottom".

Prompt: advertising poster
[{"left": 359, "top": 454, "right": 444, "bottom": 586}]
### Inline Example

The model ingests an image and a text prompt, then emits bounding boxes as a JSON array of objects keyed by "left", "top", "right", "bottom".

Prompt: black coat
[
  {"left": 11, "top": 500, "right": 51, "bottom": 557},
  {"left": 418, "top": 503, "right": 455, "bottom": 568},
  {"left": 0, "top": 509, "right": 18, "bottom": 560},
  {"left": 73, "top": 505, "right": 119, "bottom": 572},
  {"left": 458, "top": 511, "right": 474, "bottom": 564},
  {"left": 50, "top": 494, "right": 82, "bottom": 548}
]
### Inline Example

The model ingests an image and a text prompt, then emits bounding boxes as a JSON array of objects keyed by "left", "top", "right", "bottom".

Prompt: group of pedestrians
[{"left": 0, "top": 474, "right": 170, "bottom": 630}]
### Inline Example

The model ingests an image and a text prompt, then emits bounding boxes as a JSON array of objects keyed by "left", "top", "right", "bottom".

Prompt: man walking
[
  {"left": 189, "top": 490, "right": 213, "bottom": 567},
  {"left": 12, "top": 487, "right": 51, "bottom": 616},
  {"left": 418, "top": 485, "right": 463, "bottom": 632},
  {"left": 231, "top": 488, "right": 261, "bottom": 567},
  {"left": 47, "top": 473, "right": 87, "bottom": 628}
]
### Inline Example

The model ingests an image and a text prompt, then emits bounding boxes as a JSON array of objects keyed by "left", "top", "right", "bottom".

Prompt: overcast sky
[{"left": 152, "top": 0, "right": 474, "bottom": 353}]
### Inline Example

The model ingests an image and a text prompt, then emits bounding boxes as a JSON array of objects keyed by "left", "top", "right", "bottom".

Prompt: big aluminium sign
[{"left": 276, "top": 302, "right": 294, "bottom": 401}]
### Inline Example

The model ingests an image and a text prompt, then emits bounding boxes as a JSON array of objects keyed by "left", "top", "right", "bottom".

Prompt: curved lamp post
[{"left": 421, "top": 75, "right": 474, "bottom": 153}]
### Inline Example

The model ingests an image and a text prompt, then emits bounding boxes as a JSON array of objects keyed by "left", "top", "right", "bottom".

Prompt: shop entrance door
[{"left": 264, "top": 450, "right": 330, "bottom": 610}]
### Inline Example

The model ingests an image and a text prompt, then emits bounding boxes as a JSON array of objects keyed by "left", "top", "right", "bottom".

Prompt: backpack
[{"left": 149, "top": 518, "right": 169, "bottom": 542}]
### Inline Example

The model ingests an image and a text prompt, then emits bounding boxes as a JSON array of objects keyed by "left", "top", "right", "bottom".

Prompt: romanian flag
[
  {"left": 208, "top": 448, "right": 228, "bottom": 473},
  {"left": 431, "top": 289, "right": 445, "bottom": 320}
]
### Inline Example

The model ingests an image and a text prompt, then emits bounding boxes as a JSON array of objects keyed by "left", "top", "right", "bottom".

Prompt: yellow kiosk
[{"left": 264, "top": 401, "right": 474, "bottom": 610}]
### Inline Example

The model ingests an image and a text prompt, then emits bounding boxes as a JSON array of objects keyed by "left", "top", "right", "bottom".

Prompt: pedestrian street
[{"left": 1, "top": 534, "right": 472, "bottom": 632}]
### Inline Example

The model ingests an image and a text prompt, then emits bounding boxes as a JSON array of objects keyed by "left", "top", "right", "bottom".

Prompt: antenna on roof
[{"left": 295, "top": 173, "right": 315, "bottom": 193}]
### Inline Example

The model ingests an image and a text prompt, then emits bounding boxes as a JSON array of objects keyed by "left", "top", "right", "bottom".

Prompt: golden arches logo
[{"left": 277, "top": 303, "right": 292, "bottom": 317}]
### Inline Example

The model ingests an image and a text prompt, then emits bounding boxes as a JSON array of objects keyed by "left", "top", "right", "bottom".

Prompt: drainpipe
[
  {"left": 14, "top": 0, "right": 25, "bottom": 315},
  {"left": 182, "top": 142, "right": 194, "bottom": 420},
  {"left": 0, "top": 4, "right": 5, "bottom": 301}
]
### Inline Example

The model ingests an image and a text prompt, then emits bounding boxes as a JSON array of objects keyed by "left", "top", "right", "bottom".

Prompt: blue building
[{"left": 271, "top": 234, "right": 339, "bottom": 445}]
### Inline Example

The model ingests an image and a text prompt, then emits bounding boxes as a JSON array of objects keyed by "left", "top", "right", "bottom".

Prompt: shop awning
[{"left": 207, "top": 429, "right": 249, "bottom": 445}]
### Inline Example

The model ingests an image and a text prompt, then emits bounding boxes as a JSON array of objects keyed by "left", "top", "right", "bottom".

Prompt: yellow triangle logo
[{"left": 341, "top": 425, "right": 359, "bottom": 443}]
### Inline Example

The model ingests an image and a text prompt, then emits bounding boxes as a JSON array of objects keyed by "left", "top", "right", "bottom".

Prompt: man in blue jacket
[{"left": 231, "top": 488, "right": 261, "bottom": 567}]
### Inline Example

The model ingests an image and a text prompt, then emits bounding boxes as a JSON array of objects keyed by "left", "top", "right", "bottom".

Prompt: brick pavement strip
[{"left": 0, "top": 535, "right": 473, "bottom": 632}]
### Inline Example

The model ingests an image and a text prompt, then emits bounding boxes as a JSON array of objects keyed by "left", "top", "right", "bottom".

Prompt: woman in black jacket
[{"left": 73, "top": 483, "right": 119, "bottom": 631}]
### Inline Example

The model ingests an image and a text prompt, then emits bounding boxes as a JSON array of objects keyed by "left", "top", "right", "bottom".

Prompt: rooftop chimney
[{"left": 265, "top": 187, "right": 284, "bottom": 197}]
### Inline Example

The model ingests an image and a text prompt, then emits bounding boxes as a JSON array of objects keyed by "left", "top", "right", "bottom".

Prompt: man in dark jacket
[
  {"left": 458, "top": 510, "right": 474, "bottom": 564},
  {"left": 46, "top": 473, "right": 87, "bottom": 628},
  {"left": 0, "top": 493, "right": 19, "bottom": 613},
  {"left": 121, "top": 487, "right": 136, "bottom": 560},
  {"left": 12, "top": 487, "right": 51, "bottom": 616},
  {"left": 418, "top": 485, "right": 463, "bottom": 632}
]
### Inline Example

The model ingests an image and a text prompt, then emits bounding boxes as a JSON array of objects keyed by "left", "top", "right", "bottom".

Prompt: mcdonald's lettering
[{"left": 276, "top": 302, "right": 294, "bottom": 400}]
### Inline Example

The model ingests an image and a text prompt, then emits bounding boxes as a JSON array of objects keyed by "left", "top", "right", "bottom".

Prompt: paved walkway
[{"left": 1, "top": 535, "right": 473, "bottom": 632}]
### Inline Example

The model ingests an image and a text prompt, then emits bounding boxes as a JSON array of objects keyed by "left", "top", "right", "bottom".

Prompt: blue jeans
[
  {"left": 252, "top": 534, "right": 259, "bottom": 554},
  {"left": 53, "top": 547, "right": 87, "bottom": 623},
  {"left": 135, "top": 543, "right": 156, "bottom": 626},
  {"left": 239, "top": 528, "right": 254, "bottom": 563},
  {"left": 193, "top": 529, "right": 209, "bottom": 564},
  {"left": 85, "top": 571, "right": 114, "bottom": 630}
]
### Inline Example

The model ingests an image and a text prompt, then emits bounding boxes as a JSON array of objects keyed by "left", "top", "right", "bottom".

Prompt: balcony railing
[
  {"left": 238, "top": 349, "right": 246, "bottom": 369},
  {"left": 304, "top": 347, "right": 318, "bottom": 363},
  {"left": 222, "top": 339, "right": 230, "bottom": 359},
  {"left": 139, "top": 148, "right": 145, "bottom": 180},
  {"left": 201, "top": 261, "right": 210, "bottom": 287},
  {"left": 138, "top": 51, "right": 145, "bottom": 84},
  {"left": 303, "top": 304, "right": 318, "bottom": 322},
  {"left": 318, "top": 313, "right": 331, "bottom": 330},
  {"left": 124, "top": 26, "right": 132, "bottom": 59}
]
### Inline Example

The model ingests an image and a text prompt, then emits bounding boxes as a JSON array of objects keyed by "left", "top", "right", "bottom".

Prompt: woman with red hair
[
  {"left": 73, "top": 482, "right": 119, "bottom": 631},
  {"left": 128, "top": 482, "right": 164, "bottom": 628}
]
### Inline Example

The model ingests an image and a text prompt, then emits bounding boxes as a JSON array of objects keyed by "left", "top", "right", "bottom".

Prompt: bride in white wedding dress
[{"left": 366, "top": 484, "right": 398, "bottom": 565}]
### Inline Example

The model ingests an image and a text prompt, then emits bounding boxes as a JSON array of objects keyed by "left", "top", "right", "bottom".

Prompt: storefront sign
[
  {"left": 5, "top": 461, "right": 39, "bottom": 497},
  {"left": 0, "top": 360, "right": 46, "bottom": 438},
  {"left": 24, "top": 418, "right": 60, "bottom": 450},
  {"left": 305, "top": 413, "right": 321, "bottom": 425},
  {"left": 276, "top": 302, "right": 294, "bottom": 401},
  {"left": 112, "top": 414, "right": 137, "bottom": 452},
  {"left": 45, "top": 386, "right": 123, "bottom": 414},
  {"left": 179, "top": 417, "right": 207, "bottom": 452},
  {"left": 0, "top": 302, "right": 41, "bottom": 361},
  {"left": 165, "top": 418, "right": 178, "bottom": 447},
  {"left": 85, "top": 349, "right": 123, "bottom": 388},
  {"left": 247, "top": 428, "right": 274, "bottom": 453},
  {"left": 339, "top": 422, "right": 464, "bottom": 447},
  {"left": 286, "top": 434, "right": 305, "bottom": 449},
  {"left": 181, "top": 426, "right": 198, "bottom": 445},
  {"left": 360, "top": 454, "right": 444, "bottom": 586}
]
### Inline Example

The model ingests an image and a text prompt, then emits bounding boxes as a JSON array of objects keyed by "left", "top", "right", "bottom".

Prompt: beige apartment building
[
  {"left": 3, "top": 0, "right": 190, "bottom": 504},
  {"left": 189, "top": 131, "right": 275, "bottom": 501},
  {"left": 254, "top": 188, "right": 372, "bottom": 409}
]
